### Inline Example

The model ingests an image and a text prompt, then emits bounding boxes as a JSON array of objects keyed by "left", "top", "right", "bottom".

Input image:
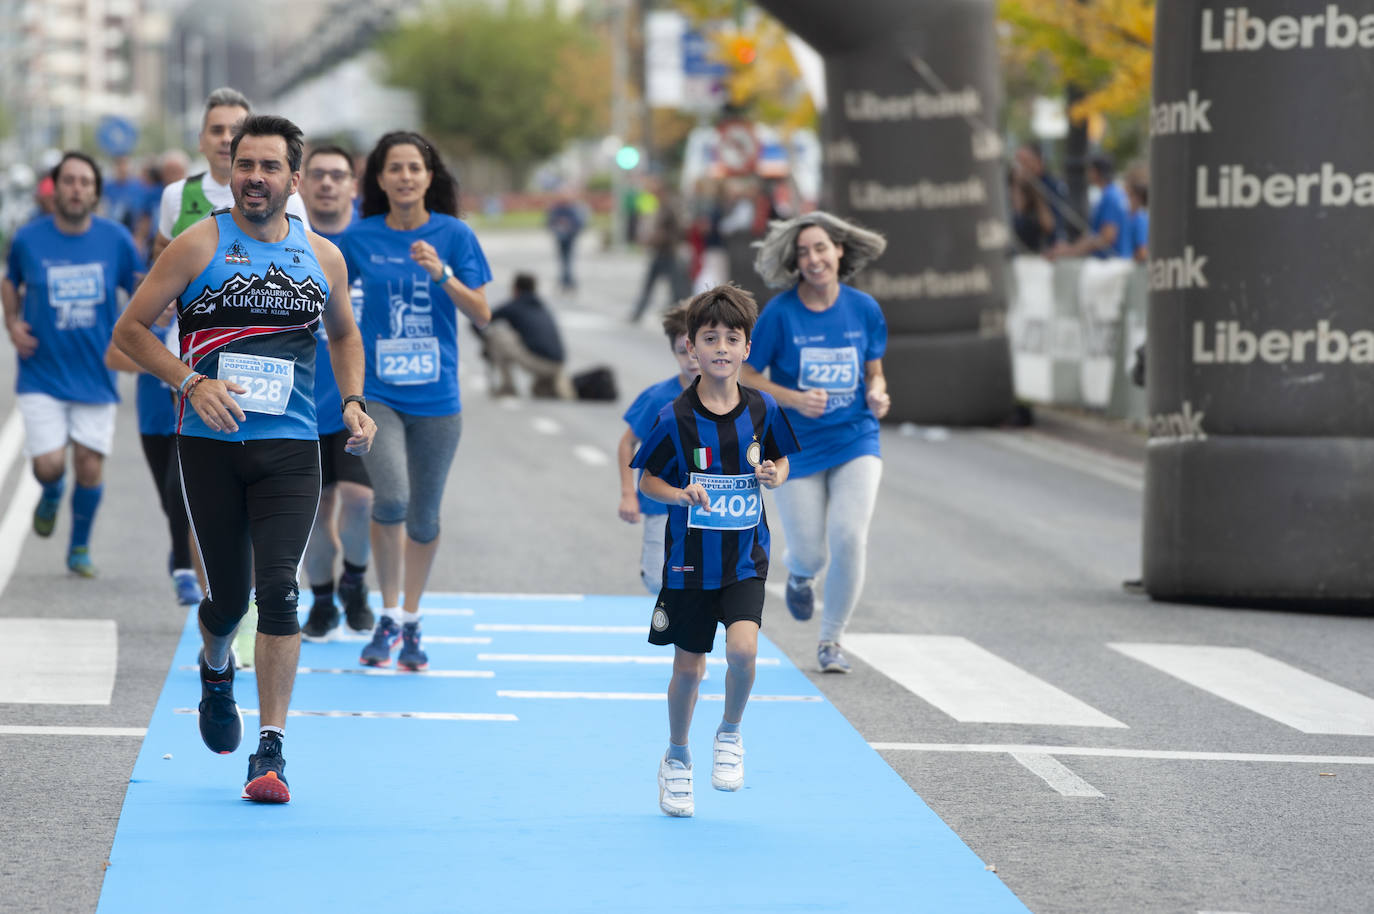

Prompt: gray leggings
[
  {"left": 362, "top": 402, "right": 462, "bottom": 544},
  {"left": 772, "top": 455, "right": 883, "bottom": 644}
]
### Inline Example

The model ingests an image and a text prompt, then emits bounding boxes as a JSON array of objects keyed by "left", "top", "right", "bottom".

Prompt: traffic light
[{"left": 615, "top": 145, "right": 641, "bottom": 170}]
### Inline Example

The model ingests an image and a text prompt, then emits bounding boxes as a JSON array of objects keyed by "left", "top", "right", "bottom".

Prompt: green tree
[{"left": 381, "top": 1, "right": 608, "bottom": 184}]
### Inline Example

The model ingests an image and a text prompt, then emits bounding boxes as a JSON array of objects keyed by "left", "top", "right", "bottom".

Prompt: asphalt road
[{"left": 2, "top": 229, "right": 1372, "bottom": 914}]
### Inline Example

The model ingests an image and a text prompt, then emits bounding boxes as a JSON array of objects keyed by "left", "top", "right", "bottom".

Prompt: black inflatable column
[
  {"left": 758, "top": 0, "right": 1014, "bottom": 425},
  {"left": 1145, "top": 3, "right": 1374, "bottom": 600}
]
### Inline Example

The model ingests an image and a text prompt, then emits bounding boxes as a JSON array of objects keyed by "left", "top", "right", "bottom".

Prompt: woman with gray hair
[{"left": 740, "top": 212, "right": 890, "bottom": 674}]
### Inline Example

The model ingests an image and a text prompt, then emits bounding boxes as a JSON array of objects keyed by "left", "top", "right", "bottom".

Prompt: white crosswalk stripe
[
  {"left": 1109, "top": 642, "right": 1374, "bottom": 736},
  {"left": 844, "top": 634, "right": 1126, "bottom": 728}
]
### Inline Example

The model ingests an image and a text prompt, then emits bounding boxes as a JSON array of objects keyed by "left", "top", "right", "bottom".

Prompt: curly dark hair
[{"left": 360, "top": 131, "right": 459, "bottom": 218}]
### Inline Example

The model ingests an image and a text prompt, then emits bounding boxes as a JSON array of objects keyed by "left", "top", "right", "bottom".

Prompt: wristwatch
[
  {"left": 433, "top": 264, "right": 454, "bottom": 284},
  {"left": 341, "top": 395, "right": 367, "bottom": 414}
]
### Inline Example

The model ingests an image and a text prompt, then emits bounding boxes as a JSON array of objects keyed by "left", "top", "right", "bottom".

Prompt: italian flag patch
[{"left": 693, "top": 446, "right": 712, "bottom": 470}]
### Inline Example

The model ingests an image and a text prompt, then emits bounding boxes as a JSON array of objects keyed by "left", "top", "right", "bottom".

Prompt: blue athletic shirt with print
[
  {"left": 6, "top": 215, "right": 143, "bottom": 403},
  {"left": 312, "top": 226, "right": 348, "bottom": 436},
  {"left": 622, "top": 374, "right": 689, "bottom": 517},
  {"left": 338, "top": 213, "right": 492, "bottom": 417},
  {"left": 631, "top": 379, "right": 799, "bottom": 591},
  {"left": 745, "top": 284, "right": 886, "bottom": 479},
  {"left": 176, "top": 210, "right": 327, "bottom": 442},
  {"left": 136, "top": 319, "right": 177, "bottom": 435}
]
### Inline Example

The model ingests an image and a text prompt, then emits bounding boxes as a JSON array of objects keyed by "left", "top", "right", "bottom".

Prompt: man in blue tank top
[
  {"left": 2, "top": 151, "right": 144, "bottom": 577},
  {"left": 114, "top": 115, "right": 376, "bottom": 804}
]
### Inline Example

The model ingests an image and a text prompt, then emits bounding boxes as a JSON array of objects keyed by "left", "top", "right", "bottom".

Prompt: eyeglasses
[{"left": 306, "top": 169, "right": 351, "bottom": 183}]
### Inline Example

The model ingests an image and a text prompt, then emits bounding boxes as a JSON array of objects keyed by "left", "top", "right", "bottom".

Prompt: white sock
[
  {"left": 399, "top": 609, "right": 421, "bottom": 626},
  {"left": 378, "top": 608, "right": 401, "bottom": 626}
]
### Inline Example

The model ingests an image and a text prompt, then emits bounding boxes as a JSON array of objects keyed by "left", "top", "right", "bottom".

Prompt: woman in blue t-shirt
[
  {"left": 741, "top": 212, "right": 890, "bottom": 675},
  {"left": 338, "top": 131, "right": 493, "bottom": 671}
]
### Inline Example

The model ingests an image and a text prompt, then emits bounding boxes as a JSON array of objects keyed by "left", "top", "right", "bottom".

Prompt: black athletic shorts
[
  {"left": 319, "top": 429, "right": 371, "bottom": 488},
  {"left": 649, "top": 577, "right": 764, "bottom": 654}
]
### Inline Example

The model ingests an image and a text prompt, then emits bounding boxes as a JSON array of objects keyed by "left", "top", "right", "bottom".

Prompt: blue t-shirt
[
  {"left": 338, "top": 212, "right": 492, "bottom": 417},
  {"left": 176, "top": 211, "right": 327, "bottom": 442},
  {"left": 1091, "top": 183, "right": 1133, "bottom": 259},
  {"left": 312, "top": 225, "right": 349, "bottom": 436},
  {"left": 623, "top": 374, "right": 689, "bottom": 516},
  {"left": 631, "top": 379, "right": 799, "bottom": 591},
  {"left": 745, "top": 284, "right": 887, "bottom": 479},
  {"left": 103, "top": 176, "right": 151, "bottom": 239},
  {"left": 136, "top": 319, "right": 177, "bottom": 435},
  {"left": 6, "top": 215, "right": 143, "bottom": 404},
  {"left": 1127, "top": 209, "right": 1149, "bottom": 258}
]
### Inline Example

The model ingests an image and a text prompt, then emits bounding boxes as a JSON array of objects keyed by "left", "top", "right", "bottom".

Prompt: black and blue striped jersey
[{"left": 632, "top": 378, "right": 800, "bottom": 590}]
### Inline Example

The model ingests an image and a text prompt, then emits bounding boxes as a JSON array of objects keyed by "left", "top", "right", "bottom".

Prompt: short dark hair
[
  {"left": 52, "top": 152, "right": 101, "bottom": 198},
  {"left": 662, "top": 302, "right": 690, "bottom": 343},
  {"left": 361, "top": 131, "right": 460, "bottom": 218},
  {"left": 230, "top": 114, "right": 305, "bottom": 173},
  {"left": 685, "top": 284, "right": 757, "bottom": 344},
  {"left": 305, "top": 144, "right": 355, "bottom": 174},
  {"left": 1089, "top": 153, "right": 1115, "bottom": 180},
  {"left": 513, "top": 272, "right": 536, "bottom": 294}
]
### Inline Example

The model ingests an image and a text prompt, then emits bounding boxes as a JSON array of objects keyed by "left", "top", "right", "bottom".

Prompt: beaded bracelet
[{"left": 183, "top": 375, "right": 209, "bottom": 400}]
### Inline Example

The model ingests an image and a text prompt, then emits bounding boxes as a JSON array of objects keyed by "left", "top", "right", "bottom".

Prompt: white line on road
[
  {"left": 978, "top": 430, "right": 1144, "bottom": 491},
  {"left": 1110, "top": 643, "right": 1374, "bottom": 736},
  {"left": 870, "top": 742, "right": 1374, "bottom": 765},
  {"left": 572, "top": 444, "right": 610, "bottom": 466},
  {"left": 1010, "top": 752, "right": 1104, "bottom": 797},
  {"left": 331, "top": 635, "right": 492, "bottom": 645},
  {"left": 0, "top": 725, "right": 146, "bottom": 737},
  {"left": 0, "top": 619, "right": 118, "bottom": 705},
  {"left": 478, "top": 652, "right": 781, "bottom": 666},
  {"left": 417, "top": 608, "right": 476, "bottom": 616},
  {"left": 475, "top": 624, "right": 643, "bottom": 634},
  {"left": 498, "top": 690, "right": 822, "bottom": 702},
  {"left": 531, "top": 416, "right": 563, "bottom": 435},
  {"left": 175, "top": 708, "right": 517, "bottom": 721},
  {"left": 178, "top": 665, "right": 496, "bottom": 678},
  {"left": 845, "top": 634, "right": 1126, "bottom": 728},
  {"left": 0, "top": 421, "right": 41, "bottom": 598}
]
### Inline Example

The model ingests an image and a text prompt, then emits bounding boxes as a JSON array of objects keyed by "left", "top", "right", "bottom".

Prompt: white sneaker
[
  {"left": 658, "top": 756, "right": 694, "bottom": 817},
  {"left": 711, "top": 731, "right": 744, "bottom": 791}
]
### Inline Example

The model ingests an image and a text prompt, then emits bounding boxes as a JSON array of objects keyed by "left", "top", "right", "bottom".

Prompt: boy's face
[
  {"left": 687, "top": 321, "right": 750, "bottom": 383},
  {"left": 671, "top": 333, "right": 700, "bottom": 379}
]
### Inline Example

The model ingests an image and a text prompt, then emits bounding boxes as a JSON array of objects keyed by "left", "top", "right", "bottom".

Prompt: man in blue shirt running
[{"left": 2, "top": 151, "right": 144, "bottom": 576}]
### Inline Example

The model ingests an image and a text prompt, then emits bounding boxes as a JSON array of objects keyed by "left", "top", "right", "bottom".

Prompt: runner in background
[
  {"left": 298, "top": 144, "right": 374, "bottom": 639},
  {"left": 3, "top": 151, "right": 144, "bottom": 577}
]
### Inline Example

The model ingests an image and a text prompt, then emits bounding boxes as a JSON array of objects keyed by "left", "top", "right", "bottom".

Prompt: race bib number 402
[
  {"left": 377, "top": 336, "right": 439, "bottom": 386},
  {"left": 219, "top": 352, "right": 293, "bottom": 415},
  {"left": 687, "top": 473, "right": 761, "bottom": 531},
  {"left": 798, "top": 345, "right": 860, "bottom": 393}
]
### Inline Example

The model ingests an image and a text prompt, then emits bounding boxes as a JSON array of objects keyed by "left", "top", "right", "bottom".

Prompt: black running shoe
[
  {"left": 338, "top": 572, "right": 374, "bottom": 634},
  {"left": 242, "top": 734, "right": 290, "bottom": 803},
  {"left": 198, "top": 650, "right": 243, "bottom": 754},
  {"left": 301, "top": 601, "right": 339, "bottom": 642}
]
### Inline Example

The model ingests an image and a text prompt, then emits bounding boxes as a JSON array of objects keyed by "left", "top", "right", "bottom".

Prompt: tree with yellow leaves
[
  {"left": 999, "top": 0, "right": 1153, "bottom": 123},
  {"left": 677, "top": 0, "right": 816, "bottom": 130}
]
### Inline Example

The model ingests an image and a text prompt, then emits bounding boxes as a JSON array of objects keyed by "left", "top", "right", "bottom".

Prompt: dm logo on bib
[{"left": 651, "top": 605, "right": 670, "bottom": 632}]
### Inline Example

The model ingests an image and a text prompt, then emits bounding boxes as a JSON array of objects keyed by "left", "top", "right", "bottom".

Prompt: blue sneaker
[
  {"left": 66, "top": 546, "right": 95, "bottom": 578},
  {"left": 360, "top": 615, "right": 401, "bottom": 667},
  {"left": 173, "top": 570, "right": 203, "bottom": 606},
  {"left": 198, "top": 650, "right": 243, "bottom": 754},
  {"left": 33, "top": 496, "right": 59, "bottom": 537},
  {"left": 784, "top": 574, "right": 814, "bottom": 621},
  {"left": 397, "top": 621, "right": 428, "bottom": 671},
  {"left": 817, "top": 641, "right": 851, "bottom": 674},
  {"left": 242, "top": 734, "right": 290, "bottom": 803}
]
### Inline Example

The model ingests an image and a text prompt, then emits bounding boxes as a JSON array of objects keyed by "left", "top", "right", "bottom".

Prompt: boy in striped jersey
[{"left": 632, "top": 284, "right": 799, "bottom": 817}]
